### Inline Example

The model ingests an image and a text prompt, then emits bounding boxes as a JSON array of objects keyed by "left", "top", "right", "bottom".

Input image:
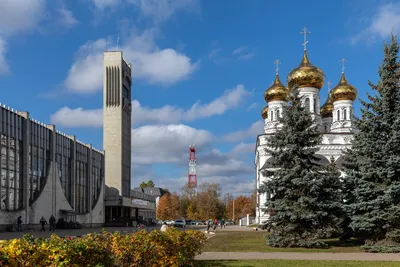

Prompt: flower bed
[{"left": 0, "top": 228, "right": 206, "bottom": 267}]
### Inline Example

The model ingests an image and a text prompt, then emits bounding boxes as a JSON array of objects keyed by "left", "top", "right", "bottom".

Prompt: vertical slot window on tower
[
  {"left": 305, "top": 98, "right": 310, "bottom": 112},
  {"left": 337, "top": 110, "right": 340, "bottom": 121}
]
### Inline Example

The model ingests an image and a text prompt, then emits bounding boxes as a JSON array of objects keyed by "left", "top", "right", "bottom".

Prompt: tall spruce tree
[
  {"left": 343, "top": 35, "right": 400, "bottom": 245},
  {"left": 259, "top": 92, "right": 344, "bottom": 248}
]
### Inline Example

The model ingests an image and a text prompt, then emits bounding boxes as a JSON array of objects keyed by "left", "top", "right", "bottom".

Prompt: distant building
[
  {"left": 103, "top": 51, "right": 156, "bottom": 225},
  {"left": 255, "top": 48, "right": 357, "bottom": 224},
  {"left": 133, "top": 187, "right": 167, "bottom": 217},
  {"left": 0, "top": 108, "right": 105, "bottom": 230},
  {"left": 0, "top": 51, "right": 156, "bottom": 230}
]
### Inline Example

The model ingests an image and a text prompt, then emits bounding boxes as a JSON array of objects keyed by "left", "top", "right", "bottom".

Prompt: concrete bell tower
[{"left": 103, "top": 51, "right": 132, "bottom": 197}]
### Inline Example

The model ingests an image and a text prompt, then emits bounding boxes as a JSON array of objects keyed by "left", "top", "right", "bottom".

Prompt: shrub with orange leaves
[{"left": 0, "top": 228, "right": 206, "bottom": 267}]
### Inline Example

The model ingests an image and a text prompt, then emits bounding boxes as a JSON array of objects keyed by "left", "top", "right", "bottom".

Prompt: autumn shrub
[{"left": 0, "top": 229, "right": 206, "bottom": 267}]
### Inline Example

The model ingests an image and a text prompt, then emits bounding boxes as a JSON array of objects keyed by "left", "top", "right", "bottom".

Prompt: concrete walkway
[{"left": 195, "top": 252, "right": 400, "bottom": 261}]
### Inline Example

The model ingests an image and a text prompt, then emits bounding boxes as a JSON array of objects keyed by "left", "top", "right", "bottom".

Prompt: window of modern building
[
  {"left": 76, "top": 144, "right": 89, "bottom": 214},
  {"left": 0, "top": 111, "right": 24, "bottom": 211}
]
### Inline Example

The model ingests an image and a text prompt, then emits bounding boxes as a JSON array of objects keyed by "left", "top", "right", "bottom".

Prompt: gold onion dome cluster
[
  {"left": 330, "top": 73, "right": 357, "bottom": 101},
  {"left": 261, "top": 106, "right": 269, "bottom": 120},
  {"left": 264, "top": 75, "right": 289, "bottom": 103},
  {"left": 287, "top": 51, "right": 325, "bottom": 90}
]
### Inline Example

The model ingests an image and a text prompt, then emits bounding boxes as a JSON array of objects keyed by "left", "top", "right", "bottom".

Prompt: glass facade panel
[
  {"left": 0, "top": 110, "right": 24, "bottom": 211},
  {"left": 0, "top": 106, "right": 104, "bottom": 213}
]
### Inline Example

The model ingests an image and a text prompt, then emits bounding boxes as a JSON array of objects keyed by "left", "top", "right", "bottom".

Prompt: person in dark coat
[
  {"left": 17, "top": 216, "right": 22, "bottom": 232},
  {"left": 40, "top": 216, "right": 47, "bottom": 232},
  {"left": 49, "top": 215, "right": 56, "bottom": 232}
]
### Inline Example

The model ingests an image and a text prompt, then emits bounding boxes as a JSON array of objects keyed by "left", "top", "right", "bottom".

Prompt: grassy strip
[
  {"left": 202, "top": 232, "right": 363, "bottom": 253},
  {"left": 196, "top": 260, "right": 397, "bottom": 267}
]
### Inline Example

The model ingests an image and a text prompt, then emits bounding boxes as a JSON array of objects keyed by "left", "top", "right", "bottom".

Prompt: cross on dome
[
  {"left": 340, "top": 58, "right": 347, "bottom": 73},
  {"left": 327, "top": 81, "right": 332, "bottom": 91},
  {"left": 300, "top": 27, "right": 311, "bottom": 51},
  {"left": 274, "top": 59, "right": 281, "bottom": 75}
]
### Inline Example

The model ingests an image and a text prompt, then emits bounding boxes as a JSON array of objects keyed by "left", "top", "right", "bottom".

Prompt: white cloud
[
  {"left": 64, "top": 30, "right": 198, "bottom": 93},
  {"left": 0, "top": 0, "right": 46, "bottom": 75},
  {"left": 64, "top": 39, "right": 106, "bottom": 93},
  {"left": 132, "top": 124, "right": 213, "bottom": 164},
  {"left": 0, "top": 38, "right": 9, "bottom": 75},
  {"left": 208, "top": 48, "right": 221, "bottom": 59},
  {"left": 50, "top": 107, "right": 103, "bottom": 128},
  {"left": 91, "top": 0, "right": 121, "bottom": 9},
  {"left": 351, "top": 3, "right": 400, "bottom": 44},
  {"left": 223, "top": 121, "right": 264, "bottom": 142},
  {"left": 232, "top": 46, "right": 254, "bottom": 60},
  {"left": 50, "top": 84, "right": 250, "bottom": 127},
  {"left": 58, "top": 6, "right": 79, "bottom": 28},
  {"left": 185, "top": 84, "right": 250, "bottom": 120},
  {"left": 232, "top": 46, "right": 247, "bottom": 55},
  {"left": 231, "top": 142, "right": 255, "bottom": 155},
  {"left": 128, "top": 0, "right": 198, "bottom": 24},
  {"left": 246, "top": 102, "right": 258, "bottom": 111},
  {"left": 0, "top": 0, "right": 45, "bottom": 36}
]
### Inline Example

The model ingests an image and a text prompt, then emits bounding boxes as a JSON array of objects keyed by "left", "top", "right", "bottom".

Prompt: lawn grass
[
  {"left": 195, "top": 260, "right": 398, "bottom": 267},
  {"left": 202, "top": 232, "right": 363, "bottom": 253}
]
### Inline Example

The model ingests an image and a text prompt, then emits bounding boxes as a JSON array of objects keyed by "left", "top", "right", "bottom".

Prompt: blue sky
[{"left": 0, "top": 0, "right": 399, "bottom": 195}]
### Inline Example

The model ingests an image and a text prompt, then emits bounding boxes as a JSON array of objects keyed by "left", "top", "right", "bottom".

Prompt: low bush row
[{"left": 0, "top": 228, "right": 206, "bottom": 267}]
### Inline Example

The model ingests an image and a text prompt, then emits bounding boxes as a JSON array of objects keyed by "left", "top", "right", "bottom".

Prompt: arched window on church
[
  {"left": 313, "top": 98, "right": 317, "bottom": 113},
  {"left": 305, "top": 98, "right": 310, "bottom": 112},
  {"left": 270, "top": 110, "right": 274, "bottom": 121},
  {"left": 343, "top": 109, "right": 347, "bottom": 120},
  {"left": 276, "top": 109, "right": 280, "bottom": 119},
  {"left": 337, "top": 110, "right": 340, "bottom": 121}
]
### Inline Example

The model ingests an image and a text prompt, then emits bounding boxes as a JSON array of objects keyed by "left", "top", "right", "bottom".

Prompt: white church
[{"left": 254, "top": 30, "right": 358, "bottom": 223}]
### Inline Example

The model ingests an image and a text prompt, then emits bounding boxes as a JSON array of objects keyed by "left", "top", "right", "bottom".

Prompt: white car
[
  {"left": 166, "top": 220, "right": 174, "bottom": 225},
  {"left": 173, "top": 219, "right": 186, "bottom": 228}
]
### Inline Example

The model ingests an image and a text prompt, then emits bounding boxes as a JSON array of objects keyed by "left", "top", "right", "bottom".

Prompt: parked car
[
  {"left": 173, "top": 219, "right": 186, "bottom": 228},
  {"left": 225, "top": 220, "right": 234, "bottom": 225}
]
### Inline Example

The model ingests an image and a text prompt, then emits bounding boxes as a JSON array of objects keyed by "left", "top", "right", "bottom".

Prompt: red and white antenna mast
[{"left": 188, "top": 144, "right": 197, "bottom": 194}]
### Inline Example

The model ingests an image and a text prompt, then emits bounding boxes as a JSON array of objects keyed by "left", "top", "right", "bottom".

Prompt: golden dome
[
  {"left": 264, "top": 74, "right": 289, "bottom": 102},
  {"left": 331, "top": 73, "right": 357, "bottom": 102},
  {"left": 320, "top": 90, "right": 333, "bottom": 118},
  {"left": 261, "top": 106, "right": 269, "bottom": 119},
  {"left": 287, "top": 51, "right": 325, "bottom": 90}
]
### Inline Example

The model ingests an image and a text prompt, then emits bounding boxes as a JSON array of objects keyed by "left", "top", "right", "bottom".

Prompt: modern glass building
[{"left": 0, "top": 106, "right": 105, "bottom": 230}]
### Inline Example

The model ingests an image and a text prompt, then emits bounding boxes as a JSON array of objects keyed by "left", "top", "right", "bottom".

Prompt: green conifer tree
[
  {"left": 259, "top": 92, "right": 344, "bottom": 248},
  {"left": 343, "top": 35, "right": 400, "bottom": 247}
]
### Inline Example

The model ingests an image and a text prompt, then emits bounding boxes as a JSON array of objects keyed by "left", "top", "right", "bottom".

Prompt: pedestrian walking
[
  {"left": 206, "top": 219, "right": 212, "bottom": 231},
  {"left": 160, "top": 222, "right": 168, "bottom": 232},
  {"left": 49, "top": 215, "right": 56, "bottom": 232},
  {"left": 40, "top": 216, "right": 47, "bottom": 232},
  {"left": 213, "top": 219, "right": 218, "bottom": 231},
  {"left": 17, "top": 216, "right": 22, "bottom": 232},
  {"left": 221, "top": 219, "right": 225, "bottom": 229}
]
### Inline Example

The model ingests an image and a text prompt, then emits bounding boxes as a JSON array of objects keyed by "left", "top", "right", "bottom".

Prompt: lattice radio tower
[{"left": 188, "top": 144, "right": 197, "bottom": 195}]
